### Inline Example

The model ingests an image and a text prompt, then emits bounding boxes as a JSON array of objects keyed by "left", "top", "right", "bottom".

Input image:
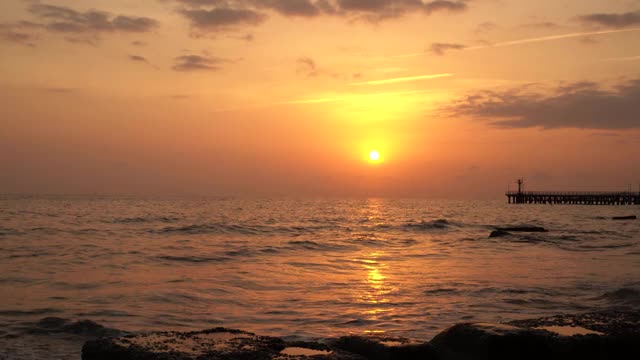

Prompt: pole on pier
[{"left": 517, "top": 178, "right": 524, "bottom": 194}]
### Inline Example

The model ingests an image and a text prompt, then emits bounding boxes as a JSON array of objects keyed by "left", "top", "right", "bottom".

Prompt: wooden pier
[
  {"left": 506, "top": 179, "right": 640, "bottom": 205},
  {"left": 506, "top": 191, "right": 640, "bottom": 205}
]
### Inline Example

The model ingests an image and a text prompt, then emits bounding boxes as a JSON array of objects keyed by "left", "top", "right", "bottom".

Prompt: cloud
[
  {"left": 180, "top": 7, "right": 266, "bottom": 32},
  {"left": 446, "top": 79, "right": 640, "bottom": 129},
  {"left": 0, "top": 21, "right": 42, "bottom": 46},
  {"left": 474, "top": 21, "right": 496, "bottom": 34},
  {"left": 172, "top": 54, "right": 229, "bottom": 71},
  {"left": 349, "top": 73, "right": 452, "bottom": 85},
  {"left": 521, "top": 21, "right": 559, "bottom": 29},
  {"left": 429, "top": 42, "right": 466, "bottom": 55},
  {"left": 131, "top": 40, "right": 147, "bottom": 46},
  {"left": 129, "top": 55, "right": 149, "bottom": 62},
  {"left": 578, "top": 11, "right": 640, "bottom": 29},
  {"left": 251, "top": 0, "right": 320, "bottom": 17},
  {"left": 29, "top": 4, "right": 159, "bottom": 33},
  {"left": 2, "top": 3, "right": 159, "bottom": 45},
  {"left": 173, "top": 0, "right": 469, "bottom": 33},
  {"left": 296, "top": 57, "right": 317, "bottom": 76}
]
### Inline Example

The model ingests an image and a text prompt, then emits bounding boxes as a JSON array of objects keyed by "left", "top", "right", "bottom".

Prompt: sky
[{"left": 1, "top": 0, "right": 639, "bottom": 198}]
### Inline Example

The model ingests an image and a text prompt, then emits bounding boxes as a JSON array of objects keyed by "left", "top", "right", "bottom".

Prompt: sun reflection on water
[{"left": 356, "top": 250, "right": 398, "bottom": 334}]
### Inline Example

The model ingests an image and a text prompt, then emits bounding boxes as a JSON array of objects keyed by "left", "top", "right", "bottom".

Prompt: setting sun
[{"left": 369, "top": 150, "right": 381, "bottom": 162}]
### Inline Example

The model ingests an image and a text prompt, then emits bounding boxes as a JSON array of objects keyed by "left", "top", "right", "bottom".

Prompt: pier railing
[
  {"left": 505, "top": 191, "right": 640, "bottom": 205},
  {"left": 506, "top": 191, "right": 638, "bottom": 196}
]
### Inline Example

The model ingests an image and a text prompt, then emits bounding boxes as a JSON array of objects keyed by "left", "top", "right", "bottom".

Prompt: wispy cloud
[
  {"left": 172, "top": 54, "right": 230, "bottom": 71},
  {"left": 578, "top": 11, "right": 640, "bottom": 29},
  {"left": 348, "top": 73, "right": 453, "bottom": 86},
  {"left": 430, "top": 42, "right": 466, "bottom": 55},
  {"left": 129, "top": 55, "right": 148, "bottom": 63}
]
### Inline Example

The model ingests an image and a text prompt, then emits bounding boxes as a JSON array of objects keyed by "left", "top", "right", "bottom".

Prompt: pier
[{"left": 506, "top": 179, "right": 640, "bottom": 205}]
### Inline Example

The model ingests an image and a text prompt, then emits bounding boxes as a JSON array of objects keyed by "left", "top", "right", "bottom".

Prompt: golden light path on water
[{"left": 357, "top": 199, "right": 396, "bottom": 334}]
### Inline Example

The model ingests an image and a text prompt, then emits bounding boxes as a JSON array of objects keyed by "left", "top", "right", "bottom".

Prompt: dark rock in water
[
  {"left": 36, "top": 317, "right": 70, "bottom": 329},
  {"left": 507, "top": 310, "right": 640, "bottom": 336},
  {"left": 27, "top": 317, "right": 122, "bottom": 337},
  {"left": 496, "top": 226, "right": 548, "bottom": 232},
  {"left": 431, "top": 323, "right": 553, "bottom": 360},
  {"left": 598, "top": 288, "right": 640, "bottom": 306},
  {"left": 330, "top": 335, "right": 437, "bottom": 360},
  {"left": 82, "top": 327, "right": 362, "bottom": 360},
  {"left": 63, "top": 319, "right": 122, "bottom": 337},
  {"left": 489, "top": 230, "right": 512, "bottom": 238},
  {"left": 430, "top": 310, "right": 640, "bottom": 360},
  {"left": 612, "top": 215, "right": 636, "bottom": 220}
]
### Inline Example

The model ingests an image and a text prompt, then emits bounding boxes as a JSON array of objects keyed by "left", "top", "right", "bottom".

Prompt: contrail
[
  {"left": 466, "top": 27, "right": 640, "bottom": 50},
  {"left": 599, "top": 55, "right": 640, "bottom": 62},
  {"left": 283, "top": 90, "right": 429, "bottom": 105},
  {"left": 348, "top": 73, "right": 453, "bottom": 86}
]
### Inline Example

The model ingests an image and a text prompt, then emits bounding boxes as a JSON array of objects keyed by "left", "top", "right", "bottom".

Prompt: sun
[{"left": 369, "top": 150, "right": 381, "bottom": 162}]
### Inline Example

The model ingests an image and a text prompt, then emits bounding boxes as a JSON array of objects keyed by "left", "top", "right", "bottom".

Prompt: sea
[{"left": 1, "top": 195, "right": 639, "bottom": 359}]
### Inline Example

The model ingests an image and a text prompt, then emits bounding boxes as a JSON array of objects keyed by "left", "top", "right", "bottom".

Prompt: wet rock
[
  {"left": 496, "top": 226, "right": 548, "bottom": 232},
  {"left": 431, "top": 310, "right": 640, "bottom": 360},
  {"left": 63, "top": 320, "right": 123, "bottom": 337},
  {"left": 431, "top": 323, "right": 553, "bottom": 360},
  {"left": 612, "top": 215, "right": 636, "bottom": 220},
  {"left": 36, "top": 317, "right": 70, "bottom": 329},
  {"left": 330, "top": 335, "right": 437, "bottom": 360},
  {"left": 489, "top": 230, "right": 511, "bottom": 238},
  {"left": 27, "top": 318, "right": 122, "bottom": 337},
  {"left": 507, "top": 310, "right": 640, "bottom": 336},
  {"left": 82, "top": 327, "right": 361, "bottom": 360}
]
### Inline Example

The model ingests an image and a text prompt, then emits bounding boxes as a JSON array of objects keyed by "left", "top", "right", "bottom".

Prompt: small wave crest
[
  {"left": 155, "top": 255, "right": 231, "bottom": 263},
  {"left": 403, "top": 219, "right": 451, "bottom": 231},
  {"left": 25, "top": 317, "right": 125, "bottom": 337},
  {"left": 598, "top": 287, "right": 640, "bottom": 306},
  {"left": 109, "top": 216, "right": 180, "bottom": 224},
  {"left": 153, "top": 223, "right": 339, "bottom": 236}
]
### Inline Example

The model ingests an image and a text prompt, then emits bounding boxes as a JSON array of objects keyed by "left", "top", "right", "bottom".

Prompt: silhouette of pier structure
[{"left": 506, "top": 179, "right": 640, "bottom": 205}]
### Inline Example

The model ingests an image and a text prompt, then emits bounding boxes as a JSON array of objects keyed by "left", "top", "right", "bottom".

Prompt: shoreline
[{"left": 81, "top": 309, "right": 640, "bottom": 360}]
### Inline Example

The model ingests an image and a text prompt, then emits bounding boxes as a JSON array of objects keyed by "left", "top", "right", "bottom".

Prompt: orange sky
[{"left": 1, "top": 0, "right": 639, "bottom": 198}]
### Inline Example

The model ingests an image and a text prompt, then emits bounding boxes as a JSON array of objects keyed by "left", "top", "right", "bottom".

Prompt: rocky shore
[{"left": 82, "top": 310, "right": 639, "bottom": 360}]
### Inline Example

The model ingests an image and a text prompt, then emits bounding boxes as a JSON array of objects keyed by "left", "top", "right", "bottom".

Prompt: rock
[
  {"left": 431, "top": 323, "right": 553, "bottom": 360},
  {"left": 36, "top": 317, "right": 70, "bottom": 329},
  {"left": 507, "top": 310, "right": 640, "bottom": 337},
  {"left": 489, "top": 230, "right": 511, "bottom": 238},
  {"left": 496, "top": 226, "right": 548, "bottom": 232},
  {"left": 330, "top": 335, "right": 437, "bottom": 360},
  {"left": 612, "top": 215, "right": 636, "bottom": 220},
  {"left": 430, "top": 311, "right": 640, "bottom": 360},
  {"left": 63, "top": 320, "right": 123, "bottom": 338},
  {"left": 82, "top": 327, "right": 362, "bottom": 360}
]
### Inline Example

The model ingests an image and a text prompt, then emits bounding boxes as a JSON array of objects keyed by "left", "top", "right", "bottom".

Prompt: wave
[
  {"left": 155, "top": 255, "right": 231, "bottom": 263},
  {"left": 25, "top": 317, "right": 125, "bottom": 337},
  {"left": 153, "top": 223, "right": 340, "bottom": 236},
  {"left": 403, "top": 219, "right": 451, "bottom": 231},
  {"left": 108, "top": 216, "right": 180, "bottom": 224},
  {"left": 286, "top": 240, "right": 355, "bottom": 252},
  {"left": 0, "top": 227, "right": 24, "bottom": 237},
  {"left": 0, "top": 308, "right": 62, "bottom": 316},
  {"left": 598, "top": 287, "right": 640, "bottom": 306}
]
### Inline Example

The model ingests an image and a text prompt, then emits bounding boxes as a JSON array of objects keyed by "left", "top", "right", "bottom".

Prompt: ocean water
[{"left": 1, "top": 195, "right": 639, "bottom": 359}]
